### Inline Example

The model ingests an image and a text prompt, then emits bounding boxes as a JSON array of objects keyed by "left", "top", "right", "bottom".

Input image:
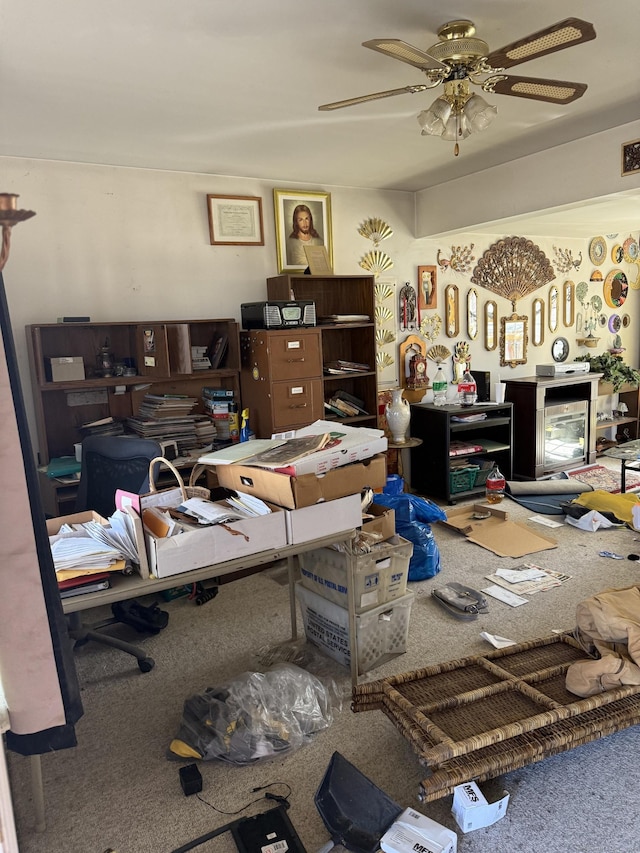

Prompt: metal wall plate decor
[
  {"left": 444, "top": 284, "right": 459, "bottom": 338},
  {"left": 548, "top": 285, "right": 559, "bottom": 332},
  {"left": 500, "top": 313, "right": 528, "bottom": 368},
  {"left": 604, "top": 269, "right": 629, "bottom": 308},
  {"left": 563, "top": 280, "right": 575, "bottom": 327},
  {"left": 588, "top": 236, "right": 607, "bottom": 266},
  {"left": 553, "top": 246, "right": 582, "bottom": 273},
  {"left": 467, "top": 288, "right": 478, "bottom": 340},
  {"left": 470, "top": 236, "right": 555, "bottom": 311},
  {"left": 611, "top": 244, "right": 624, "bottom": 265},
  {"left": 437, "top": 244, "right": 475, "bottom": 274},
  {"left": 484, "top": 300, "right": 497, "bottom": 351},
  {"left": 608, "top": 314, "right": 622, "bottom": 333},
  {"left": 532, "top": 297, "right": 545, "bottom": 346}
]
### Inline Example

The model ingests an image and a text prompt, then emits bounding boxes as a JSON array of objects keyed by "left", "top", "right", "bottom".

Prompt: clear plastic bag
[{"left": 169, "top": 663, "right": 337, "bottom": 764}]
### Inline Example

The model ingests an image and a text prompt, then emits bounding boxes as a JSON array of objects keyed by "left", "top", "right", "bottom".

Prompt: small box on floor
[
  {"left": 451, "top": 780, "right": 509, "bottom": 833},
  {"left": 381, "top": 807, "right": 457, "bottom": 853}
]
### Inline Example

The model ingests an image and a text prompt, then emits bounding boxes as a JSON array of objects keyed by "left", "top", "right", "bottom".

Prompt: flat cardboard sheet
[{"left": 440, "top": 504, "right": 557, "bottom": 558}]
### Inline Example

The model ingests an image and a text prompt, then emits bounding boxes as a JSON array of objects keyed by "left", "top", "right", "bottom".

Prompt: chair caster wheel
[{"left": 138, "top": 657, "right": 155, "bottom": 673}]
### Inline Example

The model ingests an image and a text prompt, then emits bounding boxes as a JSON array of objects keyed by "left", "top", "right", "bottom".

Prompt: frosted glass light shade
[
  {"left": 463, "top": 94, "right": 498, "bottom": 133},
  {"left": 417, "top": 97, "right": 452, "bottom": 136},
  {"left": 441, "top": 112, "right": 471, "bottom": 141}
]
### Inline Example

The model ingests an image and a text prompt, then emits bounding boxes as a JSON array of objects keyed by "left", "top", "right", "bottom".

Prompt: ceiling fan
[{"left": 319, "top": 17, "right": 596, "bottom": 155}]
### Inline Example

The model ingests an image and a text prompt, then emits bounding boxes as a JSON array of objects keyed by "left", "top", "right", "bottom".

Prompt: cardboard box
[
  {"left": 145, "top": 506, "right": 287, "bottom": 578},
  {"left": 440, "top": 504, "right": 557, "bottom": 558},
  {"left": 46, "top": 510, "right": 109, "bottom": 536},
  {"left": 295, "top": 582, "right": 414, "bottom": 674},
  {"left": 299, "top": 535, "right": 411, "bottom": 612},
  {"left": 274, "top": 420, "right": 388, "bottom": 476},
  {"left": 216, "top": 454, "right": 386, "bottom": 510},
  {"left": 451, "top": 781, "right": 509, "bottom": 833},
  {"left": 381, "top": 807, "right": 457, "bottom": 853},
  {"left": 45, "top": 356, "right": 85, "bottom": 382},
  {"left": 362, "top": 502, "right": 395, "bottom": 541},
  {"left": 285, "top": 493, "right": 362, "bottom": 545}
]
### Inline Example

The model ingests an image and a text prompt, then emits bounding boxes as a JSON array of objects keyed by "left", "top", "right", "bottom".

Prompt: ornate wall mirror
[
  {"left": 563, "top": 280, "right": 575, "bottom": 327},
  {"left": 532, "top": 298, "right": 545, "bottom": 346},
  {"left": 484, "top": 300, "right": 497, "bottom": 351},
  {"left": 467, "top": 288, "right": 478, "bottom": 340},
  {"left": 500, "top": 313, "right": 528, "bottom": 367},
  {"left": 548, "top": 285, "right": 559, "bottom": 332},
  {"left": 444, "top": 284, "right": 459, "bottom": 338}
]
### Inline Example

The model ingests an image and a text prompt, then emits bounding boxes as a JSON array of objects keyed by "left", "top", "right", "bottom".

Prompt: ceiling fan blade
[
  {"left": 318, "top": 84, "right": 429, "bottom": 111},
  {"left": 486, "top": 18, "right": 596, "bottom": 70},
  {"left": 363, "top": 39, "right": 447, "bottom": 71},
  {"left": 490, "top": 75, "right": 587, "bottom": 104}
]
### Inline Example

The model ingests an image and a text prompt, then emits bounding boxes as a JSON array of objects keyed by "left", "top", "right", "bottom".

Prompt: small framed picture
[
  {"left": 273, "top": 189, "right": 332, "bottom": 272},
  {"left": 417, "top": 265, "right": 437, "bottom": 310},
  {"left": 206, "top": 195, "right": 264, "bottom": 245},
  {"left": 621, "top": 138, "right": 640, "bottom": 177}
]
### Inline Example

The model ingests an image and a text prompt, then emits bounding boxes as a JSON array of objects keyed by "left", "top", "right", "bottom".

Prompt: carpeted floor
[{"left": 567, "top": 463, "right": 640, "bottom": 493}]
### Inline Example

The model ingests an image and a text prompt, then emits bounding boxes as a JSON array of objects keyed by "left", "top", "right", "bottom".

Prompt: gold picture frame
[
  {"left": 484, "top": 300, "right": 497, "bottom": 351},
  {"left": 206, "top": 194, "right": 264, "bottom": 245},
  {"left": 444, "top": 284, "right": 459, "bottom": 338},
  {"left": 500, "top": 313, "right": 528, "bottom": 368},
  {"left": 273, "top": 189, "right": 332, "bottom": 273}
]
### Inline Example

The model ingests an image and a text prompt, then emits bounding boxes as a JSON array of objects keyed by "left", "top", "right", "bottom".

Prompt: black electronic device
[
  {"left": 241, "top": 301, "right": 316, "bottom": 330},
  {"left": 179, "top": 763, "right": 203, "bottom": 796},
  {"left": 231, "top": 805, "right": 307, "bottom": 853},
  {"left": 470, "top": 370, "right": 491, "bottom": 403}
]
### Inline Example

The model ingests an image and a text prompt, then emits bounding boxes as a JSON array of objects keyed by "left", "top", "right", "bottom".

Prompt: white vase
[{"left": 385, "top": 387, "right": 411, "bottom": 444}]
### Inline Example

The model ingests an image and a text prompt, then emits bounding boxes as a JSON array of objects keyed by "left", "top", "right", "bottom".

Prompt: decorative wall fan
[{"left": 319, "top": 18, "right": 595, "bottom": 155}]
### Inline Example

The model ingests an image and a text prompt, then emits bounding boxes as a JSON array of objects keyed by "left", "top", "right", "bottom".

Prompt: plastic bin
[
  {"left": 298, "top": 535, "right": 412, "bottom": 613},
  {"left": 449, "top": 465, "right": 479, "bottom": 494},
  {"left": 296, "top": 582, "right": 414, "bottom": 674}
]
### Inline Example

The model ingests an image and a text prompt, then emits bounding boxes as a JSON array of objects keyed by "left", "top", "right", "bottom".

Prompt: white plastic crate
[
  {"left": 298, "top": 535, "right": 412, "bottom": 613},
  {"left": 295, "top": 581, "right": 414, "bottom": 674}
]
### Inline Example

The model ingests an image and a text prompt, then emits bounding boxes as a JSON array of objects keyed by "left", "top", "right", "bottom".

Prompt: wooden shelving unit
[
  {"left": 266, "top": 274, "right": 378, "bottom": 431},
  {"left": 26, "top": 319, "right": 241, "bottom": 515}
]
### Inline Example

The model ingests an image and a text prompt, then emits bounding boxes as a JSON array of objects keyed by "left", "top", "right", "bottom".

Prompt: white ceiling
[{"left": 1, "top": 0, "right": 639, "bottom": 236}]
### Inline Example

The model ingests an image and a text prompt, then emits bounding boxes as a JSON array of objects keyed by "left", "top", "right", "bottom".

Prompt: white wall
[
  {"left": 416, "top": 120, "right": 640, "bottom": 237},
  {"left": 1, "top": 155, "right": 639, "bottom": 464}
]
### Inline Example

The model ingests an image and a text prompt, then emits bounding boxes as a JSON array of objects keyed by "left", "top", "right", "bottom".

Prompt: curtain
[{"left": 0, "top": 269, "right": 83, "bottom": 755}]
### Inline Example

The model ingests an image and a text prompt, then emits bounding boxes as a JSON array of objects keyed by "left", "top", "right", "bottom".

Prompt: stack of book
[
  {"left": 191, "top": 345, "right": 212, "bottom": 370},
  {"left": 324, "top": 389, "right": 369, "bottom": 418},
  {"left": 201, "top": 387, "right": 237, "bottom": 444},
  {"left": 127, "top": 394, "right": 201, "bottom": 456},
  {"left": 324, "top": 359, "right": 371, "bottom": 375},
  {"left": 79, "top": 416, "right": 125, "bottom": 438}
]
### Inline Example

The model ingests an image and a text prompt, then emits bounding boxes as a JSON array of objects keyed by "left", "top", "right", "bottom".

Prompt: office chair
[
  {"left": 68, "top": 435, "right": 163, "bottom": 672},
  {"left": 75, "top": 434, "right": 163, "bottom": 519}
]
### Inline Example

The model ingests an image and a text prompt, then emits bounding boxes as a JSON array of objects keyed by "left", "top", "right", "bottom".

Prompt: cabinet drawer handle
[
  {"left": 289, "top": 403, "right": 308, "bottom": 409},
  {"left": 286, "top": 357, "right": 306, "bottom": 362}
]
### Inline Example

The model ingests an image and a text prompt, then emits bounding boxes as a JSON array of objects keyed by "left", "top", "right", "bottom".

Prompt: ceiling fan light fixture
[
  {"left": 463, "top": 93, "right": 498, "bottom": 132},
  {"left": 417, "top": 97, "right": 452, "bottom": 136},
  {"left": 441, "top": 112, "right": 471, "bottom": 141}
]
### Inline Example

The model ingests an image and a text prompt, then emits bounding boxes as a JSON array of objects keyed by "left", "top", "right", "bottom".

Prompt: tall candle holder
[{"left": 0, "top": 193, "right": 36, "bottom": 272}]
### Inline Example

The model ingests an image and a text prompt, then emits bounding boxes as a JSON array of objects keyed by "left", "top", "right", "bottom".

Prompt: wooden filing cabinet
[{"left": 240, "top": 328, "right": 324, "bottom": 436}]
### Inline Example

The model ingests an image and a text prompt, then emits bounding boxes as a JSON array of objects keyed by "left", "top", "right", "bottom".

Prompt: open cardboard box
[
  {"left": 440, "top": 503, "right": 557, "bottom": 558},
  {"left": 216, "top": 454, "right": 386, "bottom": 510}
]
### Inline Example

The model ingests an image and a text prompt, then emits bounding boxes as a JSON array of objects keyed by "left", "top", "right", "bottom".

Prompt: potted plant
[{"left": 574, "top": 351, "right": 640, "bottom": 392}]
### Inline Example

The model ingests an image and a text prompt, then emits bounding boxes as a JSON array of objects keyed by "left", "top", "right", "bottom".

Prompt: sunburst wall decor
[{"left": 471, "top": 236, "right": 555, "bottom": 311}]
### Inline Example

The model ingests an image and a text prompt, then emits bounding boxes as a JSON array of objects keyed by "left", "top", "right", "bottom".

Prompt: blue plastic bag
[{"left": 373, "top": 493, "right": 446, "bottom": 580}]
